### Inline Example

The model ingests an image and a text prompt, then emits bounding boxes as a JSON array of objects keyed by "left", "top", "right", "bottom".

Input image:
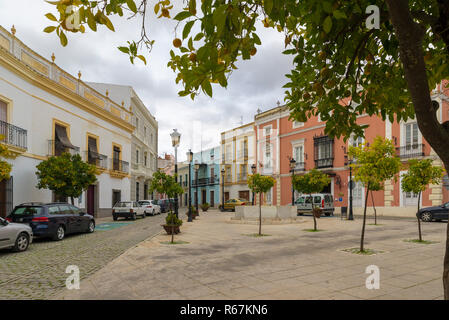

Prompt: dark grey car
[
  {"left": 418, "top": 202, "right": 449, "bottom": 222},
  {"left": 0, "top": 217, "right": 33, "bottom": 252}
]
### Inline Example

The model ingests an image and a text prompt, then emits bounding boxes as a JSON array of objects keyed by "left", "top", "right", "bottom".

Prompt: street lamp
[
  {"left": 251, "top": 164, "right": 256, "bottom": 205},
  {"left": 289, "top": 158, "right": 296, "bottom": 206},
  {"left": 170, "top": 129, "right": 181, "bottom": 218},
  {"left": 187, "top": 149, "right": 193, "bottom": 222},
  {"left": 221, "top": 167, "right": 225, "bottom": 210},
  {"left": 194, "top": 160, "right": 200, "bottom": 215},
  {"left": 344, "top": 155, "right": 354, "bottom": 220}
]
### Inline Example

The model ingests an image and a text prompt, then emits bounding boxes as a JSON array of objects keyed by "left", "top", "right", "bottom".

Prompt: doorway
[
  {"left": 0, "top": 177, "right": 13, "bottom": 218},
  {"left": 239, "top": 190, "right": 250, "bottom": 201},
  {"left": 210, "top": 190, "right": 215, "bottom": 207},
  {"left": 87, "top": 185, "right": 96, "bottom": 216},
  {"left": 202, "top": 189, "right": 207, "bottom": 205},
  {"left": 224, "top": 192, "right": 230, "bottom": 202},
  {"left": 112, "top": 190, "right": 121, "bottom": 207}
]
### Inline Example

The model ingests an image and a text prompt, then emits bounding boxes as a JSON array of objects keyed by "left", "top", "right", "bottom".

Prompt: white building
[
  {"left": 0, "top": 25, "right": 134, "bottom": 218},
  {"left": 87, "top": 82, "right": 158, "bottom": 201},
  {"left": 220, "top": 122, "right": 255, "bottom": 202}
]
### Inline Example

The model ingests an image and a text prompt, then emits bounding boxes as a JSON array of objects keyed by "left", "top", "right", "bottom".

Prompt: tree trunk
[
  {"left": 417, "top": 191, "right": 423, "bottom": 242},
  {"left": 259, "top": 193, "right": 262, "bottom": 236},
  {"left": 360, "top": 183, "right": 370, "bottom": 252},
  {"left": 171, "top": 225, "right": 174, "bottom": 244},
  {"left": 371, "top": 190, "right": 377, "bottom": 225},
  {"left": 311, "top": 194, "right": 317, "bottom": 231},
  {"left": 386, "top": 0, "right": 449, "bottom": 299}
]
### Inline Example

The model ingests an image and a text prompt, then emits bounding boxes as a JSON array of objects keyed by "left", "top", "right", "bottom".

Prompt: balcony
[
  {"left": 315, "top": 158, "right": 334, "bottom": 169},
  {"left": 293, "top": 162, "right": 305, "bottom": 172},
  {"left": 237, "top": 149, "right": 249, "bottom": 160},
  {"left": 110, "top": 158, "right": 129, "bottom": 179},
  {"left": 192, "top": 176, "right": 218, "bottom": 187},
  {"left": 223, "top": 174, "right": 233, "bottom": 185},
  {"left": 48, "top": 140, "right": 80, "bottom": 157},
  {"left": 396, "top": 144, "right": 425, "bottom": 159},
  {"left": 0, "top": 120, "right": 27, "bottom": 156},
  {"left": 131, "top": 162, "right": 154, "bottom": 178},
  {"left": 84, "top": 151, "right": 108, "bottom": 172}
]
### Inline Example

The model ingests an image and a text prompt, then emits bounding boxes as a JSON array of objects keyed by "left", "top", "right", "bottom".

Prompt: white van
[{"left": 295, "top": 193, "right": 334, "bottom": 216}]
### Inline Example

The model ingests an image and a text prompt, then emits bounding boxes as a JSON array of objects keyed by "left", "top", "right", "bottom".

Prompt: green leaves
[
  {"left": 183, "top": 21, "right": 195, "bottom": 40},
  {"left": 323, "top": 16, "right": 332, "bottom": 33},
  {"left": 292, "top": 169, "right": 330, "bottom": 195},
  {"left": 126, "top": 0, "right": 138, "bottom": 14},
  {"left": 174, "top": 11, "right": 192, "bottom": 21},
  {"left": 247, "top": 174, "right": 276, "bottom": 194},
  {"left": 401, "top": 159, "right": 444, "bottom": 194}
]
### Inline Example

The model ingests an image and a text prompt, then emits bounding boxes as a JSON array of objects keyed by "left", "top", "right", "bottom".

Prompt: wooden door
[{"left": 87, "top": 185, "right": 95, "bottom": 216}]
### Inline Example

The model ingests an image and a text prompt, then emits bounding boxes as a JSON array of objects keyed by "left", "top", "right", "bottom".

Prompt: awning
[
  {"left": 55, "top": 125, "right": 77, "bottom": 150},
  {"left": 88, "top": 137, "right": 99, "bottom": 159}
]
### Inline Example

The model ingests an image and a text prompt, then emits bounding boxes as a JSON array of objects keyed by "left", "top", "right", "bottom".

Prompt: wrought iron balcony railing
[
  {"left": 192, "top": 176, "right": 218, "bottom": 187},
  {"left": 314, "top": 158, "right": 334, "bottom": 169},
  {"left": 0, "top": 120, "right": 27, "bottom": 150},
  {"left": 84, "top": 151, "right": 108, "bottom": 169},
  {"left": 111, "top": 158, "right": 129, "bottom": 173},
  {"left": 396, "top": 144, "right": 425, "bottom": 159},
  {"left": 48, "top": 140, "right": 80, "bottom": 157},
  {"left": 292, "top": 162, "right": 305, "bottom": 172}
]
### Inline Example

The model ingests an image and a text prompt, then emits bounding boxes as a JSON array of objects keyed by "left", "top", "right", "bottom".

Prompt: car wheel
[
  {"left": 113, "top": 215, "right": 118, "bottom": 221},
  {"left": 87, "top": 220, "right": 95, "bottom": 233},
  {"left": 421, "top": 212, "right": 433, "bottom": 222},
  {"left": 132, "top": 213, "right": 137, "bottom": 220},
  {"left": 141, "top": 213, "right": 146, "bottom": 218},
  {"left": 53, "top": 225, "right": 65, "bottom": 241},
  {"left": 13, "top": 232, "right": 29, "bottom": 252}
]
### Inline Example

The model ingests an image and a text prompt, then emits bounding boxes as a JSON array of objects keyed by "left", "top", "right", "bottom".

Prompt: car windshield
[
  {"left": 296, "top": 198, "right": 305, "bottom": 204},
  {"left": 151, "top": 200, "right": 158, "bottom": 205},
  {"left": 115, "top": 202, "right": 132, "bottom": 208},
  {"left": 11, "top": 206, "right": 43, "bottom": 216},
  {"left": 314, "top": 196, "right": 321, "bottom": 203}
]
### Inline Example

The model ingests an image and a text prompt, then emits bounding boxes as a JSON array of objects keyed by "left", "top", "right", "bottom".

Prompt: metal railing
[
  {"left": 111, "top": 158, "right": 129, "bottom": 173},
  {"left": 48, "top": 140, "right": 80, "bottom": 156},
  {"left": 396, "top": 144, "right": 425, "bottom": 159},
  {"left": 294, "top": 162, "right": 305, "bottom": 171},
  {"left": 0, "top": 120, "right": 27, "bottom": 150},
  {"left": 84, "top": 151, "right": 108, "bottom": 169},
  {"left": 192, "top": 176, "right": 218, "bottom": 187},
  {"left": 314, "top": 158, "right": 334, "bottom": 169}
]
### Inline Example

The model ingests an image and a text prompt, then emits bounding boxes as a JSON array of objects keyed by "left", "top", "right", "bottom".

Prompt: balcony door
[
  {"left": 0, "top": 100, "right": 7, "bottom": 143},
  {"left": 113, "top": 146, "right": 121, "bottom": 170}
]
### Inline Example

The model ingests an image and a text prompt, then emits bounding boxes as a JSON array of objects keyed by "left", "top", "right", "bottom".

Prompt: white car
[
  {"left": 0, "top": 217, "right": 33, "bottom": 252},
  {"left": 138, "top": 200, "right": 161, "bottom": 216},
  {"left": 112, "top": 201, "right": 145, "bottom": 221}
]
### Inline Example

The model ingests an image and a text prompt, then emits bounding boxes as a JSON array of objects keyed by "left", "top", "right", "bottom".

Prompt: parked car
[
  {"left": 138, "top": 200, "right": 161, "bottom": 216},
  {"left": 6, "top": 202, "right": 95, "bottom": 241},
  {"left": 417, "top": 202, "right": 449, "bottom": 222},
  {"left": 158, "top": 199, "right": 170, "bottom": 213},
  {"left": 295, "top": 193, "right": 334, "bottom": 216},
  {"left": 0, "top": 217, "right": 33, "bottom": 252},
  {"left": 220, "top": 198, "right": 247, "bottom": 212},
  {"left": 112, "top": 201, "right": 145, "bottom": 221}
]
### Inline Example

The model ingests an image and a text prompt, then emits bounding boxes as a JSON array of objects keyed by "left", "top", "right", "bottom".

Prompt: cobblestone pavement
[
  {"left": 0, "top": 213, "right": 166, "bottom": 300},
  {"left": 57, "top": 210, "right": 448, "bottom": 300}
]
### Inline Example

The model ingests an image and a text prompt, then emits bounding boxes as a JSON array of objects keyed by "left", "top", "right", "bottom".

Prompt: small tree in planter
[
  {"left": 200, "top": 202, "right": 210, "bottom": 212},
  {"left": 349, "top": 136, "right": 401, "bottom": 253},
  {"left": 292, "top": 169, "right": 330, "bottom": 231},
  {"left": 247, "top": 173, "right": 276, "bottom": 236},
  {"left": 0, "top": 135, "right": 12, "bottom": 182},
  {"left": 149, "top": 171, "right": 184, "bottom": 243},
  {"left": 36, "top": 153, "right": 97, "bottom": 204},
  {"left": 401, "top": 159, "right": 444, "bottom": 242}
]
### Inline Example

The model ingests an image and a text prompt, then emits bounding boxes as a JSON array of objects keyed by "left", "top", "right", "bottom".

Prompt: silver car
[
  {"left": 138, "top": 200, "right": 161, "bottom": 216},
  {"left": 295, "top": 193, "right": 335, "bottom": 216},
  {"left": 0, "top": 217, "right": 33, "bottom": 252}
]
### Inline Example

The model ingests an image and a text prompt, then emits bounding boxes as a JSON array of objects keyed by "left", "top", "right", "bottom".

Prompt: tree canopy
[
  {"left": 292, "top": 168, "right": 330, "bottom": 196},
  {"left": 35, "top": 152, "right": 97, "bottom": 203},
  {"left": 149, "top": 170, "right": 184, "bottom": 199},
  {"left": 247, "top": 173, "right": 275, "bottom": 195},
  {"left": 402, "top": 159, "right": 444, "bottom": 194}
]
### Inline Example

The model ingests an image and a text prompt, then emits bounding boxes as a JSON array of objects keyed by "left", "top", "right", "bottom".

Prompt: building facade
[
  {"left": 0, "top": 25, "right": 134, "bottom": 218},
  {"left": 253, "top": 85, "right": 449, "bottom": 217},
  {"left": 87, "top": 82, "right": 158, "bottom": 202},
  {"left": 220, "top": 123, "right": 255, "bottom": 203},
  {"left": 191, "top": 147, "right": 221, "bottom": 208}
]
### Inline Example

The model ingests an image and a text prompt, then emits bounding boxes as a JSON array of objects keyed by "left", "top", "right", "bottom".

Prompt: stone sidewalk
[{"left": 55, "top": 210, "right": 448, "bottom": 300}]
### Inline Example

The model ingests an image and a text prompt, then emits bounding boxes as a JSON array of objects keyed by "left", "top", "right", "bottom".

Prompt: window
[
  {"left": 150, "top": 133, "right": 153, "bottom": 144},
  {"left": 54, "top": 123, "right": 76, "bottom": 156},
  {"left": 48, "top": 206, "right": 60, "bottom": 214},
  {"left": 113, "top": 145, "right": 121, "bottom": 170},
  {"left": 405, "top": 122, "right": 419, "bottom": 146},
  {"left": 264, "top": 142, "right": 272, "bottom": 169},
  {"left": 136, "top": 149, "right": 140, "bottom": 164},
  {"left": 266, "top": 188, "right": 272, "bottom": 204},
  {"left": 294, "top": 145, "right": 304, "bottom": 163},
  {"left": 264, "top": 126, "right": 272, "bottom": 136},
  {"left": 87, "top": 136, "right": 99, "bottom": 165},
  {"left": 350, "top": 133, "right": 364, "bottom": 148},
  {"left": 144, "top": 126, "right": 147, "bottom": 138},
  {"left": 144, "top": 152, "right": 147, "bottom": 166},
  {"left": 314, "top": 136, "right": 333, "bottom": 168},
  {"left": 70, "top": 205, "right": 81, "bottom": 214}
]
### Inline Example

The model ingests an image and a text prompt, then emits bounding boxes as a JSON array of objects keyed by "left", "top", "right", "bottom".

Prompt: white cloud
[{"left": 0, "top": 1, "right": 293, "bottom": 161}]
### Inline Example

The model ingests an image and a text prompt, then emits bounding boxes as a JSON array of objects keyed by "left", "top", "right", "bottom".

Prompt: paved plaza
[
  {"left": 0, "top": 214, "right": 167, "bottom": 300},
  {"left": 55, "top": 210, "right": 448, "bottom": 300}
]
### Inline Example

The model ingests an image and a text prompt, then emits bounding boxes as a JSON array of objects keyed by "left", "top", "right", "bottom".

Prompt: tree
[
  {"left": 349, "top": 136, "right": 401, "bottom": 253},
  {"left": 292, "top": 169, "right": 330, "bottom": 231},
  {"left": 43, "top": 0, "right": 449, "bottom": 299},
  {"left": 149, "top": 171, "right": 184, "bottom": 243},
  {"left": 247, "top": 173, "right": 275, "bottom": 236},
  {"left": 401, "top": 159, "right": 444, "bottom": 242},
  {"left": 0, "top": 135, "right": 12, "bottom": 182},
  {"left": 35, "top": 152, "right": 97, "bottom": 204}
]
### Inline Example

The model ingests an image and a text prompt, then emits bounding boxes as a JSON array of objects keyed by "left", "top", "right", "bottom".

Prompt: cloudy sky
[{"left": 0, "top": 0, "right": 293, "bottom": 161}]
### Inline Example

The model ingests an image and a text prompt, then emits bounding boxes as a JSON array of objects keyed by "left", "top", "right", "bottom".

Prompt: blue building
[{"left": 190, "top": 147, "right": 221, "bottom": 208}]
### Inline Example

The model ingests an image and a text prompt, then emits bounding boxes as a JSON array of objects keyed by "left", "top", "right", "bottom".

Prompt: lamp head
[
  {"left": 170, "top": 129, "right": 181, "bottom": 147},
  {"left": 289, "top": 157, "right": 296, "bottom": 169},
  {"left": 186, "top": 149, "right": 193, "bottom": 162}
]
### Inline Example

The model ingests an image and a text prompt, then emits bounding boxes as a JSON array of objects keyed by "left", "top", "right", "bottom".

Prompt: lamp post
[
  {"left": 289, "top": 158, "right": 296, "bottom": 206},
  {"left": 170, "top": 129, "right": 181, "bottom": 218},
  {"left": 345, "top": 155, "right": 354, "bottom": 221},
  {"left": 194, "top": 161, "right": 200, "bottom": 215},
  {"left": 221, "top": 167, "right": 225, "bottom": 210},
  {"left": 251, "top": 164, "right": 256, "bottom": 205},
  {"left": 187, "top": 149, "right": 193, "bottom": 222}
]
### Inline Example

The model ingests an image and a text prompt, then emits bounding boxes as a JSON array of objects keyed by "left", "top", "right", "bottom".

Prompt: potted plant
[
  {"left": 162, "top": 213, "right": 183, "bottom": 237},
  {"left": 200, "top": 202, "right": 210, "bottom": 212}
]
